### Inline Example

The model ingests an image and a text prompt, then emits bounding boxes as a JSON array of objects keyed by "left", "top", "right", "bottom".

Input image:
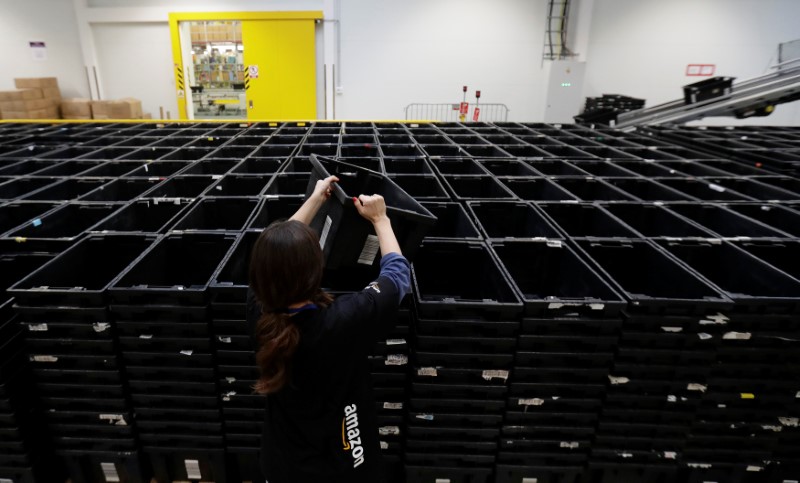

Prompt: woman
[{"left": 247, "top": 175, "right": 411, "bottom": 483}]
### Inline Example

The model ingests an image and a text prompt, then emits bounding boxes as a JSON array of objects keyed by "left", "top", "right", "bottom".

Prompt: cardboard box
[
  {"left": 110, "top": 98, "right": 143, "bottom": 119},
  {"left": 27, "top": 106, "right": 60, "bottom": 119},
  {"left": 42, "top": 87, "right": 61, "bottom": 99},
  {"left": 1, "top": 111, "right": 27, "bottom": 119},
  {"left": 61, "top": 98, "right": 92, "bottom": 118},
  {"left": 143, "top": 113, "right": 152, "bottom": 119},
  {"left": 0, "top": 89, "right": 43, "bottom": 102},
  {"left": 91, "top": 100, "right": 113, "bottom": 119},
  {"left": 14, "top": 77, "right": 59, "bottom": 89}
]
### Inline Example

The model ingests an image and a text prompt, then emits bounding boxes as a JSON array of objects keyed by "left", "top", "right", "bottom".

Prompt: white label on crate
[
  {"left": 185, "top": 459, "right": 202, "bottom": 481},
  {"left": 1, "top": 479, "right": 12, "bottom": 483},
  {"left": 608, "top": 375, "right": 629, "bottom": 385},
  {"left": 319, "top": 216, "right": 332, "bottom": 249},
  {"left": 417, "top": 367, "right": 438, "bottom": 377},
  {"left": 93, "top": 322, "right": 110, "bottom": 333},
  {"left": 661, "top": 326, "right": 683, "bottom": 333},
  {"left": 218, "top": 336, "right": 232, "bottom": 343},
  {"left": 180, "top": 350, "right": 193, "bottom": 356},
  {"left": 589, "top": 303, "right": 605, "bottom": 311},
  {"left": 699, "top": 319, "right": 727, "bottom": 326},
  {"left": 416, "top": 414, "right": 434, "bottom": 421},
  {"left": 482, "top": 370, "right": 509, "bottom": 381},
  {"left": 385, "top": 354, "right": 407, "bottom": 366},
  {"left": 560, "top": 441, "right": 580, "bottom": 449},
  {"left": 225, "top": 377, "right": 236, "bottom": 384},
  {"left": 223, "top": 391, "right": 236, "bottom": 401},
  {"left": 379, "top": 426, "right": 400, "bottom": 436},
  {"left": 383, "top": 402, "right": 403, "bottom": 410},
  {"left": 28, "top": 323, "right": 48, "bottom": 332},
  {"left": 761, "top": 205, "right": 772, "bottom": 211},
  {"left": 357, "top": 235, "right": 380, "bottom": 265},
  {"left": 386, "top": 339, "right": 406, "bottom": 346},
  {"left": 265, "top": 195, "right": 279, "bottom": 199},
  {"left": 664, "top": 452, "right": 677, "bottom": 460},
  {"left": 519, "top": 398, "right": 545, "bottom": 406},
  {"left": 723, "top": 331, "right": 752, "bottom": 340},
  {"left": 796, "top": 391, "right": 800, "bottom": 399},
  {"left": 212, "top": 175, "right": 222, "bottom": 180},
  {"left": 546, "top": 240, "right": 562, "bottom": 248},
  {"left": 762, "top": 425, "right": 782, "bottom": 432},
  {"left": 779, "top": 417, "right": 800, "bottom": 427},
  {"left": 99, "top": 414, "right": 124, "bottom": 422},
  {"left": 561, "top": 199, "right": 579, "bottom": 204},
  {"left": 698, "top": 333, "right": 713, "bottom": 340},
  {"left": 667, "top": 395, "right": 677, "bottom": 402},
  {"left": 687, "top": 463, "right": 712, "bottom": 469},
  {"left": 708, "top": 184, "right": 726, "bottom": 192},
  {"left": 435, "top": 479, "right": 451, "bottom": 483},
  {"left": 747, "top": 466, "right": 764, "bottom": 472},
  {"left": 687, "top": 383, "right": 708, "bottom": 392},
  {"left": 522, "top": 479, "right": 539, "bottom": 483},
  {"left": 31, "top": 355, "right": 58, "bottom": 362},
  {"left": 139, "top": 334, "right": 153, "bottom": 339},
  {"left": 380, "top": 441, "right": 389, "bottom": 450},
  {"left": 101, "top": 462, "right": 120, "bottom": 483},
  {"left": 718, "top": 404, "right": 726, "bottom": 409},
  {"left": 620, "top": 452, "right": 633, "bottom": 458}
]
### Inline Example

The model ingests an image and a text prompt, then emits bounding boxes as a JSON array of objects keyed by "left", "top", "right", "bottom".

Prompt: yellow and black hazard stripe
[
  {"left": 244, "top": 68, "right": 251, "bottom": 91},
  {"left": 175, "top": 65, "right": 185, "bottom": 92}
]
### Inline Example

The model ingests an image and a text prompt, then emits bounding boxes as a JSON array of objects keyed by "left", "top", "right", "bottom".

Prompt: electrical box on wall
[{"left": 544, "top": 60, "right": 586, "bottom": 123}]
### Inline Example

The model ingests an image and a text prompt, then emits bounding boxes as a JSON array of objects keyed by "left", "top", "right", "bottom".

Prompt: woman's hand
[
  {"left": 354, "top": 194, "right": 389, "bottom": 224},
  {"left": 313, "top": 175, "right": 339, "bottom": 202}
]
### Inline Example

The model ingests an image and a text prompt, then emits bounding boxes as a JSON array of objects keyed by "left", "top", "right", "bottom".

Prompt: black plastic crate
[
  {"left": 0, "top": 202, "right": 59, "bottom": 235},
  {"left": 145, "top": 176, "right": 215, "bottom": 198},
  {"left": 611, "top": 161, "right": 680, "bottom": 178},
  {"left": 109, "top": 233, "right": 236, "bottom": 305},
  {"left": 79, "top": 178, "right": 162, "bottom": 202},
  {"left": 552, "top": 178, "right": 637, "bottom": 202},
  {"left": 80, "top": 161, "right": 145, "bottom": 178},
  {"left": 383, "top": 157, "right": 433, "bottom": 175},
  {"left": 180, "top": 159, "right": 239, "bottom": 175},
  {"left": 491, "top": 240, "right": 626, "bottom": 317},
  {"left": 90, "top": 199, "right": 193, "bottom": 234},
  {"left": 59, "top": 450, "right": 151, "bottom": 483},
  {"left": 33, "top": 160, "right": 105, "bottom": 177},
  {"left": 280, "top": 157, "right": 314, "bottom": 173},
  {"left": 171, "top": 197, "right": 258, "bottom": 232},
  {"left": 380, "top": 144, "right": 422, "bottom": 157},
  {"left": 724, "top": 203, "right": 800, "bottom": 237},
  {"left": 656, "top": 178, "right": 753, "bottom": 202},
  {"left": 252, "top": 145, "right": 297, "bottom": 158},
  {"left": 6, "top": 203, "right": 122, "bottom": 240},
  {"left": 538, "top": 203, "right": 638, "bottom": 238},
  {"left": 118, "top": 147, "right": 176, "bottom": 161},
  {"left": 393, "top": 175, "right": 451, "bottom": 201},
  {"left": 420, "top": 144, "right": 466, "bottom": 157},
  {"left": 307, "top": 155, "right": 437, "bottom": 268},
  {"left": 209, "top": 230, "right": 259, "bottom": 304},
  {"left": 734, "top": 240, "right": 800, "bottom": 281},
  {"left": 442, "top": 175, "right": 517, "bottom": 200},
  {"left": 575, "top": 239, "right": 730, "bottom": 313},
  {"left": 684, "top": 76, "right": 734, "bottom": 104},
  {"left": 20, "top": 178, "right": 108, "bottom": 202},
  {"left": 707, "top": 177, "right": 799, "bottom": 201},
  {"left": 570, "top": 161, "right": 638, "bottom": 177},
  {"left": 527, "top": 160, "right": 590, "bottom": 177},
  {"left": 8, "top": 234, "right": 156, "bottom": 306},
  {"left": 599, "top": 203, "right": 714, "bottom": 238},
  {"left": 145, "top": 450, "right": 227, "bottom": 483},
  {"left": 230, "top": 158, "right": 283, "bottom": 175},
  {"left": 123, "top": 160, "right": 191, "bottom": 178},
  {"left": 499, "top": 178, "right": 578, "bottom": 201},
  {"left": 603, "top": 178, "right": 696, "bottom": 202},
  {"left": 419, "top": 202, "right": 481, "bottom": 240},
  {"left": 412, "top": 241, "right": 522, "bottom": 318},
  {"left": 656, "top": 239, "right": 800, "bottom": 311},
  {"left": 337, "top": 157, "right": 384, "bottom": 173},
  {"left": 666, "top": 204, "right": 790, "bottom": 238},
  {"left": 247, "top": 196, "right": 304, "bottom": 230},
  {"left": 431, "top": 158, "right": 490, "bottom": 176},
  {"left": 466, "top": 201, "right": 560, "bottom": 239},
  {"left": 263, "top": 173, "right": 309, "bottom": 195},
  {"left": 0, "top": 159, "right": 63, "bottom": 176}
]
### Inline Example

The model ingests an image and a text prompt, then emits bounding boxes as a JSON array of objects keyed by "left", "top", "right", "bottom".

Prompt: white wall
[
  {"left": 336, "top": 0, "right": 550, "bottom": 121},
  {"left": 0, "top": 0, "right": 89, "bottom": 97},
  {"left": 92, "top": 23, "right": 177, "bottom": 118},
  {"left": 584, "top": 0, "right": 800, "bottom": 126}
]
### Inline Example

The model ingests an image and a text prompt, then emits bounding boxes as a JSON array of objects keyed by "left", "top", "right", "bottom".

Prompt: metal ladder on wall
[
  {"left": 543, "top": 0, "right": 576, "bottom": 61},
  {"left": 614, "top": 58, "right": 800, "bottom": 128}
]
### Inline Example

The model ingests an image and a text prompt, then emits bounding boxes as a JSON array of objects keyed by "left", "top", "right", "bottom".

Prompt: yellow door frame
[{"left": 168, "top": 11, "right": 323, "bottom": 121}]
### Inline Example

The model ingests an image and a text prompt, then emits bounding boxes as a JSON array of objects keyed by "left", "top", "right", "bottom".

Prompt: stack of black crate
[
  {"left": 108, "top": 232, "right": 237, "bottom": 483},
  {"left": 8, "top": 234, "right": 157, "bottom": 483}
]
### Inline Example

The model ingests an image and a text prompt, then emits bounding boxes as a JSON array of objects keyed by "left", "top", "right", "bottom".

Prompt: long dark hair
[{"left": 249, "top": 220, "right": 332, "bottom": 394}]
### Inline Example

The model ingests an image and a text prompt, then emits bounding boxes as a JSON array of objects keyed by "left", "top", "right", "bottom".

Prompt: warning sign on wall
[{"left": 248, "top": 65, "right": 260, "bottom": 79}]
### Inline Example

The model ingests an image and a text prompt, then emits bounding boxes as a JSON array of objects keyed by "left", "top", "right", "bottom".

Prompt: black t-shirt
[{"left": 246, "top": 275, "right": 401, "bottom": 483}]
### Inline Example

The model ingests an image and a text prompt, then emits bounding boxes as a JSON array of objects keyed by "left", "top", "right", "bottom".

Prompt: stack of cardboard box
[
  {"left": 90, "top": 98, "right": 143, "bottom": 120},
  {"left": 0, "top": 77, "right": 61, "bottom": 119}
]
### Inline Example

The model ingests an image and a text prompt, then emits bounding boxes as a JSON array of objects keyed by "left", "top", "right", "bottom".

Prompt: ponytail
[
  {"left": 253, "top": 290, "right": 333, "bottom": 394},
  {"left": 254, "top": 311, "right": 300, "bottom": 394}
]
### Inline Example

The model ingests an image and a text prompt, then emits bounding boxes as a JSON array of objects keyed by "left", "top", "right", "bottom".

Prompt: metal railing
[{"left": 404, "top": 103, "right": 510, "bottom": 122}]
